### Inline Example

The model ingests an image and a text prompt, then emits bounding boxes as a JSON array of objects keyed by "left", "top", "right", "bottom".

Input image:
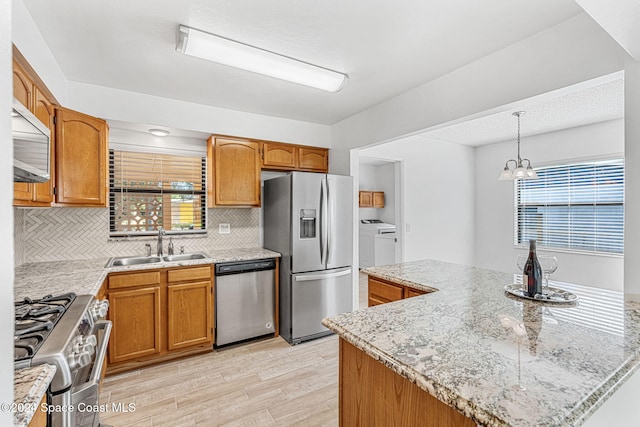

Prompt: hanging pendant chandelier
[{"left": 498, "top": 111, "right": 538, "bottom": 180}]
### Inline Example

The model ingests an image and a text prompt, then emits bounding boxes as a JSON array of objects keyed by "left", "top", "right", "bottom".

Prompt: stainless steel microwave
[{"left": 12, "top": 98, "right": 50, "bottom": 183}]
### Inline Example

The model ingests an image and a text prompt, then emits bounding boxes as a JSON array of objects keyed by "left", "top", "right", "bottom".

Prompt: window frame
[
  {"left": 513, "top": 157, "right": 624, "bottom": 257},
  {"left": 109, "top": 149, "right": 207, "bottom": 237}
]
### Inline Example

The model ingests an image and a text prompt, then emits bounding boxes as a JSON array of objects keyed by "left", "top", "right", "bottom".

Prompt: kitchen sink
[
  {"left": 105, "top": 256, "right": 163, "bottom": 267},
  {"left": 162, "top": 252, "right": 208, "bottom": 262}
]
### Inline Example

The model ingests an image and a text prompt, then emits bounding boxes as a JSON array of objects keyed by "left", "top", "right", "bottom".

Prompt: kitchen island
[{"left": 322, "top": 260, "right": 640, "bottom": 426}]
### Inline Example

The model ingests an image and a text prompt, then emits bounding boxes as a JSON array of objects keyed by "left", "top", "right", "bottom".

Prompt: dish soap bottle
[
  {"left": 168, "top": 237, "right": 174, "bottom": 256},
  {"left": 522, "top": 239, "right": 543, "bottom": 297}
]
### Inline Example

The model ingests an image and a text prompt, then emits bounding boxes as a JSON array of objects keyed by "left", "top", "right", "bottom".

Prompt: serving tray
[{"left": 504, "top": 284, "right": 578, "bottom": 303}]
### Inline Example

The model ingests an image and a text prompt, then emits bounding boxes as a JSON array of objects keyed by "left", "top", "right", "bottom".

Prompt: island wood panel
[
  {"left": 27, "top": 394, "right": 47, "bottom": 427},
  {"left": 406, "top": 288, "right": 427, "bottom": 298},
  {"left": 167, "top": 281, "right": 213, "bottom": 350},
  {"left": 339, "top": 339, "right": 475, "bottom": 427},
  {"left": 108, "top": 286, "right": 162, "bottom": 363},
  {"left": 55, "top": 106, "right": 108, "bottom": 206}
]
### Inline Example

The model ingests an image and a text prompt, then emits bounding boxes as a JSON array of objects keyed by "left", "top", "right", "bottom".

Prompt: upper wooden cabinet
[
  {"left": 261, "top": 141, "right": 329, "bottom": 173},
  {"left": 262, "top": 142, "right": 298, "bottom": 170},
  {"left": 55, "top": 107, "right": 109, "bottom": 206},
  {"left": 298, "top": 146, "right": 328, "bottom": 172},
  {"left": 372, "top": 191, "right": 385, "bottom": 208},
  {"left": 359, "top": 191, "right": 373, "bottom": 207},
  {"left": 13, "top": 58, "right": 55, "bottom": 207},
  {"left": 208, "top": 136, "right": 261, "bottom": 207}
]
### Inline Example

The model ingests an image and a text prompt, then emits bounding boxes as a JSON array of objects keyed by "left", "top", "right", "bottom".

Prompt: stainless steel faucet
[{"left": 157, "top": 228, "right": 165, "bottom": 256}]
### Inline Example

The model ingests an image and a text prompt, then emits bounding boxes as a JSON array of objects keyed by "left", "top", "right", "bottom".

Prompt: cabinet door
[
  {"left": 368, "top": 277, "right": 403, "bottom": 306},
  {"left": 108, "top": 286, "right": 161, "bottom": 363},
  {"left": 209, "top": 136, "right": 261, "bottom": 207},
  {"left": 55, "top": 107, "right": 108, "bottom": 206},
  {"left": 262, "top": 142, "right": 298, "bottom": 170},
  {"left": 32, "top": 86, "right": 55, "bottom": 204},
  {"left": 167, "top": 281, "right": 213, "bottom": 350},
  {"left": 359, "top": 191, "right": 372, "bottom": 207},
  {"left": 13, "top": 59, "right": 34, "bottom": 203},
  {"left": 298, "top": 146, "right": 328, "bottom": 172},
  {"left": 373, "top": 191, "right": 385, "bottom": 208}
]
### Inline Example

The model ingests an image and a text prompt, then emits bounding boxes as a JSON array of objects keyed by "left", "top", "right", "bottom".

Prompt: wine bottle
[{"left": 522, "top": 240, "right": 543, "bottom": 297}]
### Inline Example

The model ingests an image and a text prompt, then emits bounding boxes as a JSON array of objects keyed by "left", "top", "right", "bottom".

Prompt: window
[
  {"left": 109, "top": 150, "right": 206, "bottom": 236},
  {"left": 515, "top": 159, "right": 624, "bottom": 254}
]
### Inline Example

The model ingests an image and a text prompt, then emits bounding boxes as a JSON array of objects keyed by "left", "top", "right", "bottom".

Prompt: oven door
[{"left": 71, "top": 320, "right": 112, "bottom": 427}]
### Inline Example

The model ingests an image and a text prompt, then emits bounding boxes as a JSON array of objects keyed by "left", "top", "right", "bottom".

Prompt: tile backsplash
[{"left": 14, "top": 207, "right": 260, "bottom": 264}]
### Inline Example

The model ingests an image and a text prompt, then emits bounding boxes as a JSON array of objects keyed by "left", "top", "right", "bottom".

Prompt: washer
[{"left": 359, "top": 219, "right": 397, "bottom": 268}]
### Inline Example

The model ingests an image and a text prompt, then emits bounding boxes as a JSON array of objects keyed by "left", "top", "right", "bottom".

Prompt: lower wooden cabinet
[
  {"left": 108, "top": 286, "right": 162, "bottom": 363},
  {"left": 106, "top": 264, "right": 213, "bottom": 373},
  {"left": 368, "top": 276, "right": 428, "bottom": 307}
]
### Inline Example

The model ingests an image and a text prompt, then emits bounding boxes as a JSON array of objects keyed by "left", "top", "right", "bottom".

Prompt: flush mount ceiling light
[
  {"left": 176, "top": 25, "right": 348, "bottom": 93},
  {"left": 148, "top": 128, "right": 170, "bottom": 137},
  {"left": 498, "top": 112, "right": 538, "bottom": 180}
]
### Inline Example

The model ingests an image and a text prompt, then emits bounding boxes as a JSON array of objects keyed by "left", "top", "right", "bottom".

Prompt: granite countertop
[
  {"left": 14, "top": 364, "right": 56, "bottom": 427},
  {"left": 323, "top": 259, "right": 640, "bottom": 427},
  {"left": 14, "top": 247, "right": 281, "bottom": 300}
]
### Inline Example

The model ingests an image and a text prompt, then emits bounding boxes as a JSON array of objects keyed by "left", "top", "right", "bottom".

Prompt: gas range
[{"left": 14, "top": 293, "right": 111, "bottom": 427}]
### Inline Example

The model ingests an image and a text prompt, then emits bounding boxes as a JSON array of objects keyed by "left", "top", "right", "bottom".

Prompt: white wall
[
  {"left": 1, "top": 0, "right": 14, "bottom": 420},
  {"left": 331, "top": 14, "right": 628, "bottom": 166},
  {"left": 358, "top": 163, "right": 395, "bottom": 224},
  {"left": 362, "top": 136, "right": 476, "bottom": 266},
  {"left": 624, "top": 62, "right": 640, "bottom": 297},
  {"left": 475, "top": 119, "right": 624, "bottom": 290}
]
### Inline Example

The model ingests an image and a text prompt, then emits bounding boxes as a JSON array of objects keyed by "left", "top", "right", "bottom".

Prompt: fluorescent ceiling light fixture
[
  {"left": 149, "top": 128, "right": 170, "bottom": 137},
  {"left": 176, "top": 25, "right": 348, "bottom": 93}
]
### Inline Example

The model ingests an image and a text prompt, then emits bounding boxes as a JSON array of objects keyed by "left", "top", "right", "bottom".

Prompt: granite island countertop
[
  {"left": 323, "top": 259, "right": 640, "bottom": 427},
  {"left": 14, "top": 247, "right": 281, "bottom": 300},
  {"left": 14, "top": 364, "right": 56, "bottom": 427}
]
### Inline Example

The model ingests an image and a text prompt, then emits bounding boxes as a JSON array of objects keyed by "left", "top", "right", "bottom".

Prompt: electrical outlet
[{"left": 218, "top": 223, "right": 231, "bottom": 234}]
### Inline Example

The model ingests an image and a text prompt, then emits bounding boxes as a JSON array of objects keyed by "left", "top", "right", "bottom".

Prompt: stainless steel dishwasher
[{"left": 215, "top": 259, "right": 276, "bottom": 346}]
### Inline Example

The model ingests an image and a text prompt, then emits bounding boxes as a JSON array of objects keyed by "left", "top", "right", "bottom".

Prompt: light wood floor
[{"left": 99, "top": 273, "right": 369, "bottom": 427}]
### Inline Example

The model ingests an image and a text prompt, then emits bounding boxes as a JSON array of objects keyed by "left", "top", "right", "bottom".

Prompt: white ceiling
[
  {"left": 419, "top": 76, "right": 625, "bottom": 146},
  {"left": 23, "top": 0, "right": 583, "bottom": 125}
]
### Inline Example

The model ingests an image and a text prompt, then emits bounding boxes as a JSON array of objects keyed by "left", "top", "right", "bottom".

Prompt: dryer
[{"left": 359, "top": 219, "right": 397, "bottom": 268}]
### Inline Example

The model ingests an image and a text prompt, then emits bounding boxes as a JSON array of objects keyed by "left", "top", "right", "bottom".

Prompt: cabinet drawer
[
  {"left": 368, "top": 278, "right": 403, "bottom": 304},
  {"left": 406, "top": 288, "right": 427, "bottom": 298},
  {"left": 168, "top": 266, "right": 211, "bottom": 283},
  {"left": 109, "top": 270, "right": 161, "bottom": 289}
]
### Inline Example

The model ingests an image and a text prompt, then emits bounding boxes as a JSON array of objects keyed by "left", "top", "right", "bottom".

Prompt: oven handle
[
  {"left": 89, "top": 320, "right": 111, "bottom": 384},
  {"left": 73, "top": 320, "right": 112, "bottom": 396}
]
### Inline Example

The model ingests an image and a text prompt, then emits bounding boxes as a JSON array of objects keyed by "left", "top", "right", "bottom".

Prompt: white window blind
[
  {"left": 515, "top": 159, "right": 624, "bottom": 254},
  {"left": 109, "top": 149, "right": 206, "bottom": 236}
]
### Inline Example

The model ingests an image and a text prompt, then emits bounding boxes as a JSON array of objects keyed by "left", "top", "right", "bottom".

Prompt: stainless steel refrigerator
[{"left": 264, "top": 172, "right": 353, "bottom": 344}]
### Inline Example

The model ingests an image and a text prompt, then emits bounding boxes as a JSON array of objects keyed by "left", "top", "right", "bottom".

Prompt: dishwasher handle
[{"left": 215, "top": 259, "right": 276, "bottom": 276}]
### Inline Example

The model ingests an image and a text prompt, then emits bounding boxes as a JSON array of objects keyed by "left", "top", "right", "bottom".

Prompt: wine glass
[{"left": 538, "top": 256, "right": 558, "bottom": 293}]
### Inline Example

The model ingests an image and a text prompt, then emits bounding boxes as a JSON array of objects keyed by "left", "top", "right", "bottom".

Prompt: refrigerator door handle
[
  {"left": 320, "top": 178, "right": 329, "bottom": 266},
  {"left": 326, "top": 177, "right": 332, "bottom": 263},
  {"left": 294, "top": 269, "right": 352, "bottom": 281}
]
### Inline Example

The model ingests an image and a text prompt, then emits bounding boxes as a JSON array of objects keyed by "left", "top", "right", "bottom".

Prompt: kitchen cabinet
[
  {"left": 167, "top": 266, "right": 213, "bottom": 350},
  {"left": 359, "top": 190, "right": 384, "bottom": 208},
  {"left": 208, "top": 135, "right": 261, "bottom": 207},
  {"left": 106, "top": 265, "right": 213, "bottom": 373},
  {"left": 12, "top": 57, "right": 56, "bottom": 206},
  {"left": 359, "top": 191, "right": 372, "bottom": 207},
  {"left": 372, "top": 191, "right": 385, "bottom": 208},
  {"left": 261, "top": 141, "right": 328, "bottom": 173},
  {"left": 298, "top": 146, "right": 328, "bottom": 172},
  {"left": 55, "top": 106, "right": 109, "bottom": 206},
  {"left": 368, "top": 276, "right": 428, "bottom": 307},
  {"left": 262, "top": 141, "right": 298, "bottom": 170}
]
